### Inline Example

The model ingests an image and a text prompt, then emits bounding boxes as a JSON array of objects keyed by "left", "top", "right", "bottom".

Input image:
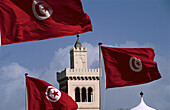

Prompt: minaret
[
  {"left": 131, "top": 92, "right": 156, "bottom": 110},
  {"left": 70, "top": 34, "right": 87, "bottom": 69},
  {"left": 57, "top": 35, "right": 100, "bottom": 110}
]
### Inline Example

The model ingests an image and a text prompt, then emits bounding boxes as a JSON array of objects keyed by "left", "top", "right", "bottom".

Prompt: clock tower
[{"left": 57, "top": 35, "right": 100, "bottom": 110}]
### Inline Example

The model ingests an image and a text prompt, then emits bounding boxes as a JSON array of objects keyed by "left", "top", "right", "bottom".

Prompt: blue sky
[{"left": 0, "top": 0, "right": 169, "bottom": 110}]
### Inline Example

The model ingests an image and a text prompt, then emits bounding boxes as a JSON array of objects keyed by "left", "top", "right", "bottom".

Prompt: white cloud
[
  {"left": 49, "top": 45, "right": 72, "bottom": 71},
  {"left": 115, "top": 41, "right": 156, "bottom": 48},
  {"left": 115, "top": 41, "right": 139, "bottom": 47},
  {"left": 0, "top": 41, "right": 169, "bottom": 110},
  {"left": 42, "top": 42, "right": 99, "bottom": 85},
  {"left": 0, "top": 63, "right": 30, "bottom": 110},
  {"left": 82, "top": 42, "right": 99, "bottom": 68},
  {"left": 49, "top": 42, "right": 99, "bottom": 71},
  {"left": 0, "top": 63, "right": 30, "bottom": 79},
  {"left": 48, "top": 41, "right": 170, "bottom": 109}
]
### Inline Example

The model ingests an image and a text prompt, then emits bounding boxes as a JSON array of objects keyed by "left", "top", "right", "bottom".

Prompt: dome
[{"left": 131, "top": 92, "right": 156, "bottom": 110}]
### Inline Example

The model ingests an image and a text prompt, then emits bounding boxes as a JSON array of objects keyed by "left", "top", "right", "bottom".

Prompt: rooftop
[{"left": 131, "top": 92, "right": 155, "bottom": 110}]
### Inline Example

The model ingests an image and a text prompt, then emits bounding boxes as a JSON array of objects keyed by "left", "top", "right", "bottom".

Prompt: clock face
[{"left": 75, "top": 55, "right": 85, "bottom": 69}]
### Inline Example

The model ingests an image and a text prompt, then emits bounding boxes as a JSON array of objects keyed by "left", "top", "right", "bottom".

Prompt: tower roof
[
  {"left": 131, "top": 92, "right": 155, "bottom": 110},
  {"left": 74, "top": 35, "right": 82, "bottom": 49}
]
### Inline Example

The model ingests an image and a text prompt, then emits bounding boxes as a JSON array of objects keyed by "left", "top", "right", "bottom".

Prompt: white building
[
  {"left": 131, "top": 92, "right": 156, "bottom": 110},
  {"left": 57, "top": 35, "right": 100, "bottom": 110}
]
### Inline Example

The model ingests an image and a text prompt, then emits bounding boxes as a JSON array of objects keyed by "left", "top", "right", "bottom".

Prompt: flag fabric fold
[
  {"left": 26, "top": 76, "right": 78, "bottom": 110},
  {"left": 0, "top": 0, "right": 92, "bottom": 45},
  {"left": 101, "top": 46, "right": 161, "bottom": 89}
]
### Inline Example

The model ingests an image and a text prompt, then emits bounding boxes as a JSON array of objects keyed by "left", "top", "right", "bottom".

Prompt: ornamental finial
[
  {"left": 140, "top": 92, "right": 144, "bottom": 97},
  {"left": 74, "top": 34, "right": 82, "bottom": 49}
]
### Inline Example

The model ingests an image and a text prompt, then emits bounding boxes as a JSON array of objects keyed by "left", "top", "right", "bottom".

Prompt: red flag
[
  {"left": 0, "top": 0, "right": 92, "bottom": 45},
  {"left": 26, "top": 76, "right": 78, "bottom": 110},
  {"left": 101, "top": 46, "right": 161, "bottom": 89}
]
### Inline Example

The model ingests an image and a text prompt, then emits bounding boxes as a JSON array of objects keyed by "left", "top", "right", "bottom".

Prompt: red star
[
  {"left": 52, "top": 90, "right": 59, "bottom": 97},
  {"left": 136, "top": 60, "right": 141, "bottom": 67}
]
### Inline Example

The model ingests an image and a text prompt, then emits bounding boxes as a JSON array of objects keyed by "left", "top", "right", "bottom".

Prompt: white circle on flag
[
  {"left": 129, "top": 57, "right": 142, "bottom": 72},
  {"left": 32, "top": 0, "right": 53, "bottom": 20},
  {"left": 45, "top": 86, "right": 61, "bottom": 102}
]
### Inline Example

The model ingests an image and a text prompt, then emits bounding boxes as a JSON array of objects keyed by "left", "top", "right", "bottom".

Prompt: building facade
[{"left": 57, "top": 36, "right": 100, "bottom": 110}]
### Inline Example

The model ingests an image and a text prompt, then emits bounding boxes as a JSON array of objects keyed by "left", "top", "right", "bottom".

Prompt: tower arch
[
  {"left": 88, "top": 87, "right": 93, "bottom": 102},
  {"left": 82, "top": 87, "right": 87, "bottom": 102},
  {"left": 75, "top": 87, "right": 80, "bottom": 102}
]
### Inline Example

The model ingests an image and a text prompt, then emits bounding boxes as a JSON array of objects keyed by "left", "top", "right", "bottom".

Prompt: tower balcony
[{"left": 57, "top": 68, "right": 100, "bottom": 82}]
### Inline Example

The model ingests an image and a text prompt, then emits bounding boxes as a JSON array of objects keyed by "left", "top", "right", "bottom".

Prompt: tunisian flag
[
  {"left": 26, "top": 76, "right": 78, "bottom": 110},
  {"left": 101, "top": 46, "right": 161, "bottom": 89},
  {"left": 0, "top": 0, "right": 92, "bottom": 45}
]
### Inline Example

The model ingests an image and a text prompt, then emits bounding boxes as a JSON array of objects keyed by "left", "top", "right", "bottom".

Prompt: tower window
[
  {"left": 82, "top": 87, "right": 87, "bottom": 102},
  {"left": 75, "top": 87, "right": 80, "bottom": 102},
  {"left": 88, "top": 87, "right": 93, "bottom": 102}
]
